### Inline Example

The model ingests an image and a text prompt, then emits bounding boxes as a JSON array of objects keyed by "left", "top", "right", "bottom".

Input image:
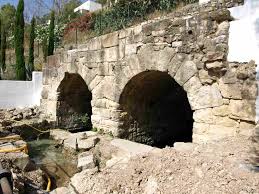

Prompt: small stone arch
[
  {"left": 56, "top": 72, "right": 92, "bottom": 131},
  {"left": 118, "top": 70, "right": 193, "bottom": 148}
]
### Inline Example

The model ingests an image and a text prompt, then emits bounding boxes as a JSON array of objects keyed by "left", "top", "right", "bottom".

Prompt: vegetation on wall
[
  {"left": 14, "top": 0, "right": 25, "bottom": 80},
  {"left": 92, "top": 0, "right": 198, "bottom": 35},
  {"left": 65, "top": 0, "right": 198, "bottom": 37}
]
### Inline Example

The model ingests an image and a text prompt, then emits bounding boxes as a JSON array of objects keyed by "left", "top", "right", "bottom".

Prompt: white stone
[
  {"left": 173, "top": 142, "right": 196, "bottom": 152},
  {"left": 110, "top": 139, "right": 158, "bottom": 157},
  {"left": 77, "top": 153, "right": 95, "bottom": 169},
  {"left": 144, "top": 176, "right": 158, "bottom": 194},
  {"left": 206, "top": 61, "right": 225, "bottom": 69}
]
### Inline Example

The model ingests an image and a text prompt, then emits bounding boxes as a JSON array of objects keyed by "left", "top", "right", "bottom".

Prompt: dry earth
[{"left": 65, "top": 136, "right": 259, "bottom": 194}]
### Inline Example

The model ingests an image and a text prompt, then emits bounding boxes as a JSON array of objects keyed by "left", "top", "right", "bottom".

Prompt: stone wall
[{"left": 41, "top": 0, "right": 257, "bottom": 143}]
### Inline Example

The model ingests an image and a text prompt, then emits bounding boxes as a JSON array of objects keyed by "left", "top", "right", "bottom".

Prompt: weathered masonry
[{"left": 41, "top": 0, "right": 257, "bottom": 146}]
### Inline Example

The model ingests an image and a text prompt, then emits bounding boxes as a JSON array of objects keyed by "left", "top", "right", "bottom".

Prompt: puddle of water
[{"left": 28, "top": 139, "right": 78, "bottom": 188}]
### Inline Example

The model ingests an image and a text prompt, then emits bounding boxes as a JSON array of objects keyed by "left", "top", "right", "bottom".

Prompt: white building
[{"left": 74, "top": 0, "right": 102, "bottom": 13}]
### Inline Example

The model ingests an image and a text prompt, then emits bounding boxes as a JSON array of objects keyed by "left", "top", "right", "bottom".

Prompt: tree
[
  {"left": 0, "top": 18, "right": 1, "bottom": 80},
  {"left": 27, "top": 17, "right": 35, "bottom": 80},
  {"left": 48, "top": 10, "right": 55, "bottom": 56},
  {"left": 14, "top": 0, "right": 25, "bottom": 80},
  {"left": 1, "top": 26, "right": 6, "bottom": 73},
  {"left": 60, "top": 0, "right": 81, "bottom": 23},
  {"left": 42, "top": 37, "right": 48, "bottom": 62},
  {"left": 0, "top": 4, "right": 16, "bottom": 48}
]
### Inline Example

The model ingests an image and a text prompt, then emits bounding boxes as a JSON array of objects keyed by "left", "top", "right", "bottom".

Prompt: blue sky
[{"left": 0, "top": 0, "right": 52, "bottom": 6}]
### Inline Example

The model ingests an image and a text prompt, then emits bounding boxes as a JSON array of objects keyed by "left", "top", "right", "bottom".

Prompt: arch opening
[
  {"left": 56, "top": 73, "right": 92, "bottom": 132},
  {"left": 119, "top": 71, "right": 193, "bottom": 148}
]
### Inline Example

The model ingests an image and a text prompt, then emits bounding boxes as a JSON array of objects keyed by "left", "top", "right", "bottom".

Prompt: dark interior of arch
[
  {"left": 119, "top": 70, "right": 193, "bottom": 148},
  {"left": 56, "top": 73, "right": 92, "bottom": 132}
]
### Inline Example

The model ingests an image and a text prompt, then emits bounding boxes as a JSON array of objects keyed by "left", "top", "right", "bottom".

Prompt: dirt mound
[{"left": 69, "top": 137, "right": 259, "bottom": 194}]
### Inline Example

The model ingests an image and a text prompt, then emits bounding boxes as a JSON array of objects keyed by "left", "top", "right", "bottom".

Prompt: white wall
[
  {"left": 0, "top": 72, "right": 43, "bottom": 109},
  {"left": 199, "top": 0, "right": 211, "bottom": 4},
  {"left": 227, "top": 0, "right": 259, "bottom": 122}
]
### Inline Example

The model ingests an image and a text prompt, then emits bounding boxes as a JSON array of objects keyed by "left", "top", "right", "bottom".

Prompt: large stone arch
[
  {"left": 56, "top": 72, "right": 93, "bottom": 131},
  {"left": 118, "top": 70, "right": 193, "bottom": 147}
]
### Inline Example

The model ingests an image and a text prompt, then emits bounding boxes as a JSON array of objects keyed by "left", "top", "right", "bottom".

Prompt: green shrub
[{"left": 91, "top": 0, "right": 198, "bottom": 35}]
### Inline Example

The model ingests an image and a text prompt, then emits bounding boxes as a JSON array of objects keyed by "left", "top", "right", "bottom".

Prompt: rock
[
  {"left": 229, "top": 100, "right": 255, "bottom": 122},
  {"left": 215, "top": 116, "right": 239, "bottom": 128},
  {"left": 144, "top": 176, "right": 158, "bottom": 194},
  {"left": 236, "top": 60, "right": 256, "bottom": 80},
  {"left": 212, "top": 105, "right": 230, "bottom": 117},
  {"left": 208, "top": 125, "right": 237, "bottom": 137},
  {"left": 110, "top": 139, "right": 158, "bottom": 157},
  {"left": 183, "top": 76, "right": 202, "bottom": 94},
  {"left": 168, "top": 53, "right": 186, "bottom": 76},
  {"left": 1, "top": 120, "right": 12, "bottom": 127},
  {"left": 77, "top": 137, "right": 100, "bottom": 150},
  {"left": 70, "top": 168, "right": 98, "bottom": 193},
  {"left": 50, "top": 187, "right": 72, "bottom": 194},
  {"left": 50, "top": 129, "right": 71, "bottom": 141},
  {"left": 173, "top": 142, "right": 196, "bottom": 152},
  {"left": 174, "top": 61, "right": 198, "bottom": 85},
  {"left": 206, "top": 61, "right": 225, "bottom": 70},
  {"left": 188, "top": 84, "right": 223, "bottom": 110},
  {"left": 218, "top": 79, "right": 242, "bottom": 99},
  {"left": 13, "top": 152, "right": 32, "bottom": 171},
  {"left": 101, "top": 32, "right": 119, "bottom": 48},
  {"left": 198, "top": 69, "right": 214, "bottom": 84},
  {"left": 193, "top": 108, "right": 214, "bottom": 124},
  {"left": 216, "top": 21, "right": 230, "bottom": 36},
  {"left": 12, "top": 113, "right": 23, "bottom": 121},
  {"left": 205, "top": 51, "right": 225, "bottom": 62},
  {"left": 77, "top": 153, "right": 95, "bottom": 169}
]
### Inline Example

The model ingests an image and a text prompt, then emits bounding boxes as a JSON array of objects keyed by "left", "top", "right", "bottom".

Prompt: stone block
[
  {"left": 103, "top": 47, "right": 119, "bottom": 62},
  {"left": 229, "top": 100, "right": 256, "bottom": 122},
  {"left": 77, "top": 153, "right": 95, "bottom": 169},
  {"left": 212, "top": 105, "right": 230, "bottom": 117},
  {"left": 193, "top": 108, "right": 214, "bottom": 124},
  {"left": 125, "top": 43, "right": 141, "bottom": 56},
  {"left": 218, "top": 79, "right": 242, "bottom": 100},
  {"left": 88, "top": 37, "right": 102, "bottom": 50},
  {"left": 216, "top": 21, "right": 230, "bottom": 36},
  {"left": 206, "top": 61, "right": 225, "bottom": 70},
  {"left": 215, "top": 116, "right": 239, "bottom": 127},
  {"left": 78, "top": 137, "right": 99, "bottom": 150},
  {"left": 119, "top": 39, "right": 126, "bottom": 59},
  {"left": 183, "top": 76, "right": 202, "bottom": 94},
  {"left": 208, "top": 124, "right": 237, "bottom": 137},
  {"left": 101, "top": 32, "right": 119, "bottom": 48},
  {"left": 198, "top": 69, "right": 214, "bottom": 84},
  {"left": 119, "top": 28, "right": 133, "bottom": 39},
  {"left": 193, "top": 122, "right": 210, "bottom": 134},
  {"left": 188, "top": 84, "right": 223, "bottom": 110},
  {"left": 174, "top": 61, "right": 198, "bottom": 86}
]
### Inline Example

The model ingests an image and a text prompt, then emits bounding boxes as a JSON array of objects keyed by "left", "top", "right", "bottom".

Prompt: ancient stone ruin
[{"left": 41, "top": 0, "right": 257, "bottom": 147}]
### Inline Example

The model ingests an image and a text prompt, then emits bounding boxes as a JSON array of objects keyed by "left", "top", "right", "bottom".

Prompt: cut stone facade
[{"left": 41, "top": 0, "right": 257, "bottom": 144}]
